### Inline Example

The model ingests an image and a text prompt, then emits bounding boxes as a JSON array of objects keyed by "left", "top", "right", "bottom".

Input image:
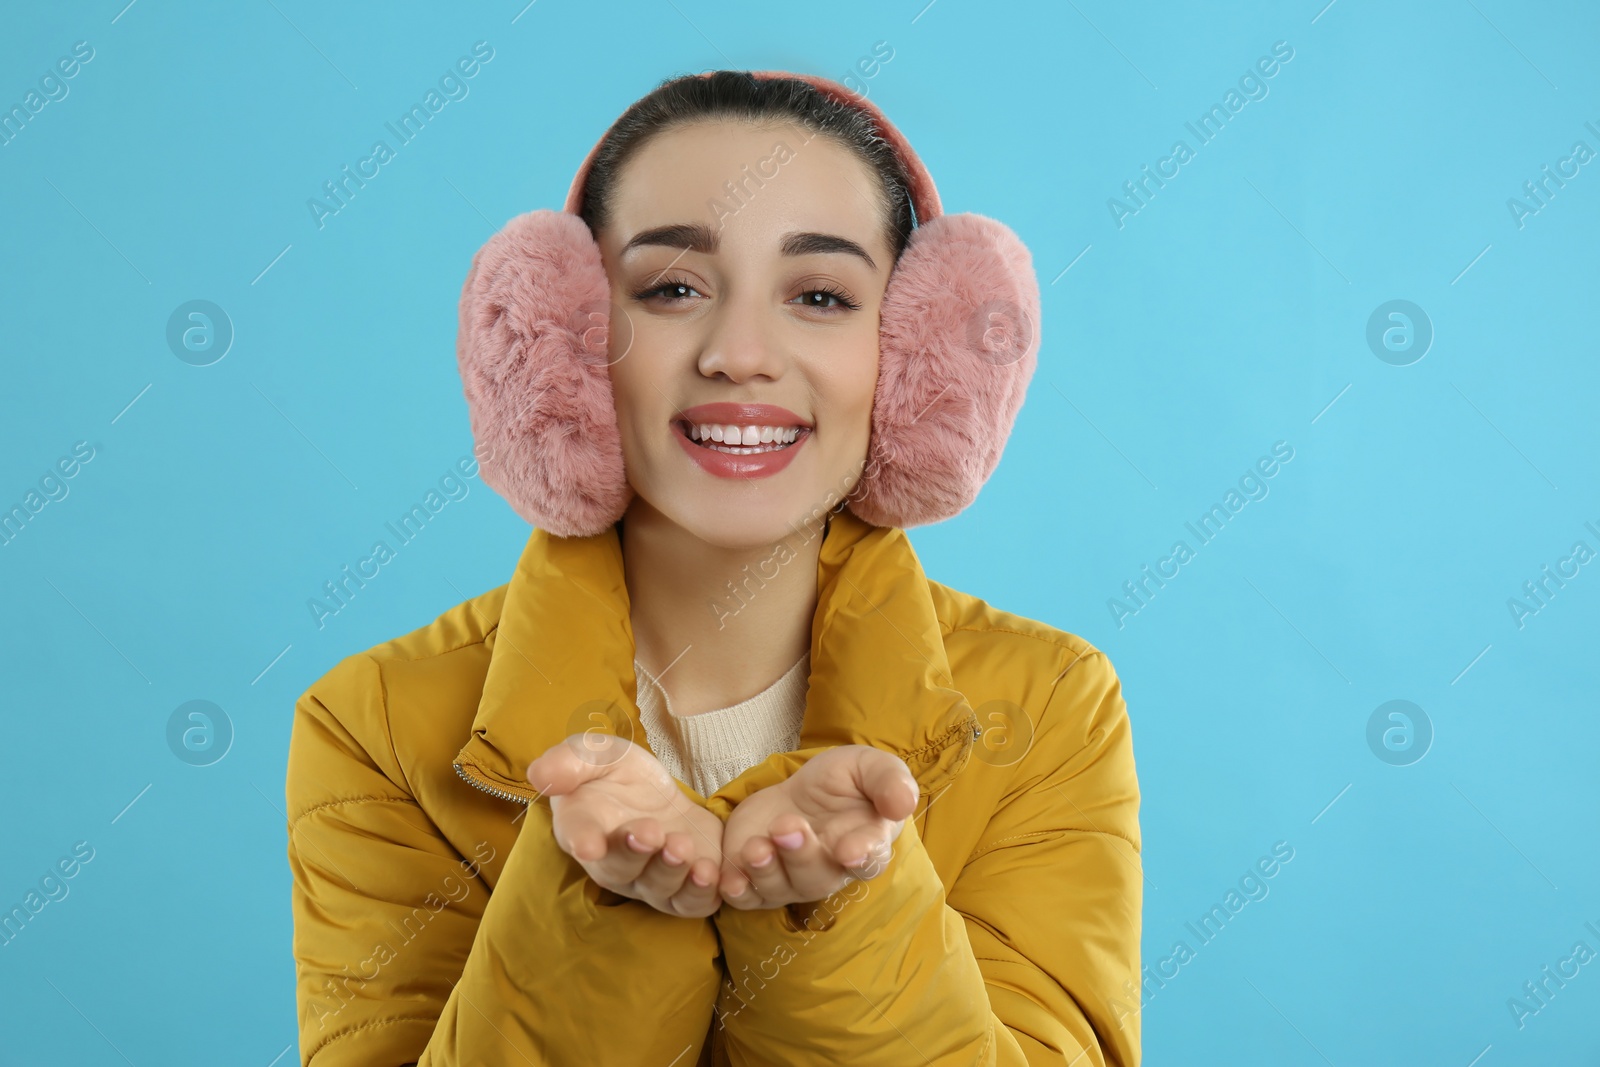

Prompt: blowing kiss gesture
[{"left": 526, "top": 736, "right": 918, "bottom": 916}]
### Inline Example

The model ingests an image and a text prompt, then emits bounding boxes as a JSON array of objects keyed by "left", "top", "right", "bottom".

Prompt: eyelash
[{"left": 631, "top": 275, "right": 862, "bottom": 311}]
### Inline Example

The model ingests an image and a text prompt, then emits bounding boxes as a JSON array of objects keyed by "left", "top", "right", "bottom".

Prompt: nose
[{"left": 695, "top": 285, "right": 786, "bottom": 384}]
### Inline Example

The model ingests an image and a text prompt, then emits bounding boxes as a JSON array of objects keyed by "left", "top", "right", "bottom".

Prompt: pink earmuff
[{"left": 456, "top": 72, "right": 1040, "bottom": 537}]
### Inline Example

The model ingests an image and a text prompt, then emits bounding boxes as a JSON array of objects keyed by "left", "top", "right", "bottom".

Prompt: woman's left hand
[{"left": 718, "top": 745, "right": 919, "bottom": 910}]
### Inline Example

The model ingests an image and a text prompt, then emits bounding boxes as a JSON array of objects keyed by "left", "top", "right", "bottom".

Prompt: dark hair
[{"left": 576, "top": 71, "right": 916, "bottom": 261}]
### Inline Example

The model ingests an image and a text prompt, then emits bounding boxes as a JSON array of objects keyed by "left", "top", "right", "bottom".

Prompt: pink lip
[
  {"left": 677, "top": 402, "right": 812, "bottom": 428},
  {"left": 672, "top": 402, "right": 813, "bottom": 480}
]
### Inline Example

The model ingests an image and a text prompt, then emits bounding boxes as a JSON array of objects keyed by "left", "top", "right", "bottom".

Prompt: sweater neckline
[
  {"left": 634, "top": 651, "right": 810, "bottom": 796},
  {"left": 634, "top": 650, "right": 810, "bottom": 721}
]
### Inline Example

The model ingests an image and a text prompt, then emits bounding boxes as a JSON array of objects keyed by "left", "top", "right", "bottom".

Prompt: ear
[
  {"left": 456, "top": 210, "right": 633, "bottom": 537},
  {"left": 850, "top": 213, "right": 1040, "bottom": 528}
]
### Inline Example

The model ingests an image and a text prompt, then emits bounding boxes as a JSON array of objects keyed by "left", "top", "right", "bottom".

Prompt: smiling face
[{"left": 594, "top": 119, "right": 896, "bottom": 551}]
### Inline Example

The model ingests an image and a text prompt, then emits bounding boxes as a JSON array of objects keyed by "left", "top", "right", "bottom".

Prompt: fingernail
[
  {"left": 626, "top": 833, "right": 646, "bottom": 851},
  {"left": 752, "top": 853, "right": 775, "bottom": 868},
  {"left": 661, "top": 850, "right": 685, "bottom": 866},
  {"left": 773, "top": 831, "right": 804, "bottom": 851}
]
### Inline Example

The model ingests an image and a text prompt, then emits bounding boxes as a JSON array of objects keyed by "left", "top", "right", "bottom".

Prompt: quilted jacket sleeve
[
  {"left": 710, "top": 649, "right": 1142, "bottom": 1066},
  {"left": 286, "top": 654, "right": 723, "bottom": 1066}
]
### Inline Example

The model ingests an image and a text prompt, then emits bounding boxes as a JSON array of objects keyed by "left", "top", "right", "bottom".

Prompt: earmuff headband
[{"left": 561, "top": 71, "right": 944, "bottom": 223}]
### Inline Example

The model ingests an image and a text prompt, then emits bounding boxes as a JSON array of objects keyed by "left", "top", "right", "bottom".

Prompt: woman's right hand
[{"left": 526, "top": 734, "right": 724, "bottom": 918}]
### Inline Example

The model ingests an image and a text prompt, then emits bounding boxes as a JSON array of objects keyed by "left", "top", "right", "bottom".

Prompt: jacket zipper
[{"left": 454, "top": 761, "right": 534, "bottom": 805}]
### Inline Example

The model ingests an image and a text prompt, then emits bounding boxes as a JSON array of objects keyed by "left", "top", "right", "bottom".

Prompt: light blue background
[{"left": 2, "top": 1, "right": 1596, "bottom": 1064}]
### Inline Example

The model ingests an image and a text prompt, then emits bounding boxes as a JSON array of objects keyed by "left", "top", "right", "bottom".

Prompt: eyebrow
[{"left": 621, "top": 224, "right": 878, "bottom": 271}]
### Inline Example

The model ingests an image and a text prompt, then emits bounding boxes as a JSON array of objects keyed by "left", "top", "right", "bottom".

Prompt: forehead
[{"left": 604, "top": 120, "right": 888, "bottom": 251}]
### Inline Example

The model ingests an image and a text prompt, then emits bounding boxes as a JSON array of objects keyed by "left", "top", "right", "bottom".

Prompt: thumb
[
  {"left": 858, "top": 750, "right": 918, "bottom": 821},
  {"left": 526, "top": 733, "right": 629, "bottom": 797}
]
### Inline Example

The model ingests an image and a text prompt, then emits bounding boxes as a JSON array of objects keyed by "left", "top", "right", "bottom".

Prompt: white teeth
[{"left": 685, "top": 421, "right": 805, "bottom": 449}]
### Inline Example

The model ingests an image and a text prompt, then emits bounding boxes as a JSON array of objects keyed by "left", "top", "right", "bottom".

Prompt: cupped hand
[
  {"left": 526, "top": 734, "right": 724, "bottom": 918},
  {"left": 718, "top": 745, "right": 918, "bottom": 910}
]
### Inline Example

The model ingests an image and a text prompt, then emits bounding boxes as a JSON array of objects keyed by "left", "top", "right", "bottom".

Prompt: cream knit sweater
[{"left": 635, "top": 652, "right": 810, "bottom": 798}]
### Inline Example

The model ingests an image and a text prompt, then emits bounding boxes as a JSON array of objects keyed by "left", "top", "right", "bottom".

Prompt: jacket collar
[{"left": 454, "top": 508, "right": 978, "bottom": 806}]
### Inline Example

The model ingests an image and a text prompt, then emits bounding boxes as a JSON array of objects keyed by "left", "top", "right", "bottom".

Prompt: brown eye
[
  {"left": 635, "top": 280, "right": 702, "bottom": 302},
  {"left": 790, "top": 287, "right": 861, "bottom": 311}
]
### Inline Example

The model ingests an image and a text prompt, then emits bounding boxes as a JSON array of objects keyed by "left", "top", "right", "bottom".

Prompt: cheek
[
  {"left": 607, "top": 299, "right": 638, "bottom": 365},
  {"left": 604, "top": 316, "right": 695, "bottom": 470},
  {"left": 604, "top": 339, "right": 652, "bottom": 453},
  {"left": 831, "top": 333, "right": 880, "bottom": 426},
  {"left": 606, "top": 309, "right": 670, "bottom": 409}
]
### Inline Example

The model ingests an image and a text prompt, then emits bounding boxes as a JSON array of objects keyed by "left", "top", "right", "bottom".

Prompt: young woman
[{"left": 286, "top": 70, "right": 1141, "bottom": 1066}]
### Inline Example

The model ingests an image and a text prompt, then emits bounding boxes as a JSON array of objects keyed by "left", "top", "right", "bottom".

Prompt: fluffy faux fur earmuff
[{"left": 456, "top": 72, "right": 1040, "bottom": 537}]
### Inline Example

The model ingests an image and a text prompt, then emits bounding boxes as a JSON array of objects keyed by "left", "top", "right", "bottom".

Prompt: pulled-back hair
[{"left": 575, "top": 71, "right": 916, "bottom": 260}]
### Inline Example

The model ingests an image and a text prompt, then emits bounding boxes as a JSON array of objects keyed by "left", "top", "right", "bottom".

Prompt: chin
[
  {"left": 621, "top": 427, "right": 868, "bottom": 549},
  {"left": 666, "top": 489, "right": 818, "bottom": 552},
  {"left": 631, "top": 474, "right": 845, "bottom": 553}
]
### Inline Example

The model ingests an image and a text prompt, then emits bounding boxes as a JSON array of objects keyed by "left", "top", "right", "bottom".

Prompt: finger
[
  {"left": 770, "top": 816, "right": 847, "bottom": 900},
  {"left": 717, "top": 838, "right": 772, "bottom": 910},
  {"left": 527, "top": 734, "right": 632, "bottom": 797},
  {"left": 658, "top": 829, "right": 695, "bottom": 867},
  {"left": 668, "top": 882, "right": 721, "bottom": 918},
  {"left": 664, "top": 857, "right": 722, "bottom": 918},
  {"left": 832, "top": 823, "right": 896, "bottom": 878},
  {"left": 612, "top": 818, "right": 697, "bottom": 890},
  {"left": 719, "top": 873, "right": 764, "bottom": 910},
  {"left": 613, "top": 817, "right": 668, "bottom": 887},
  {"left": 619, "top": 817, "right": 666, "bottom": 856},
  {"left": 584, "top": 823, "right": 660, "bottom": 888},
  {"left": 718, "top": 859, "right": 755, "bottom": 906},
  {"left": 739, "top": 833, "right": 795, "bottom": 905},
  {"left": 550, "top": 799, "right": 613, "bottom": 864},
  {"left": 687, "top": 854, "right": 721, "bottom": 891},
  {"left": 857, "top": 751, "right": 919, "bottom": 821},
  {"left": 631, "top": 829, "right": 714, "bottom": 907},
  {"left": 631, "top": 842, "right": 692, "bottom": 902}
]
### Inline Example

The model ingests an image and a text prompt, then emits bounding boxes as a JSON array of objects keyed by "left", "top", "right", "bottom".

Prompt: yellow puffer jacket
[{"left": 286, "top": 508, "right": 1142, "bottom": 1066}]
